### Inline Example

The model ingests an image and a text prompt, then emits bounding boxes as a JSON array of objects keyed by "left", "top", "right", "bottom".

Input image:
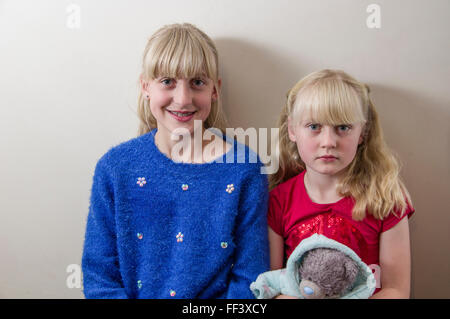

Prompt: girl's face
[
  {"left": 142, "top": 75, "right": 219, "bottom": 138},
  {"left": 288, "top": 116, "right": 364, "bottom": 177}
]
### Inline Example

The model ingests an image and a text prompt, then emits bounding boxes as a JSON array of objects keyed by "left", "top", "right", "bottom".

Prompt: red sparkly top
[{"left": 268, "top": 170, "right": 414, "bottom": 268}]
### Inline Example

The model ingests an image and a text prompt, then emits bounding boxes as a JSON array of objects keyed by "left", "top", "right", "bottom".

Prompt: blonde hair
[
  {"left": 271, "top": 69, "right": 412, "bottom": 221},
  {"left": 137, "top": 23, "right": 227, "bottom": 135}
]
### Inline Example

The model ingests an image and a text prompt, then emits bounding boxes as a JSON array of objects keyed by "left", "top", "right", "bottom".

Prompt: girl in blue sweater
[{"left": 82, "top": 23, "right": 269, "bottom": 299}]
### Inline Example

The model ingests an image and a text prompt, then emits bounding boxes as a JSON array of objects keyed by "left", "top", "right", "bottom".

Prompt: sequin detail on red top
[{"left": 291, "top": 211, "right": 369, "bottom": 261}]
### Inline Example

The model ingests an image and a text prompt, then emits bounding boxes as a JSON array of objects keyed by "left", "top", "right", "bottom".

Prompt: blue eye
[
  {"left": 192, "top": 78, "right": 205, "bottom": 87},
  {"left": 160, "top": 78, "right": 174, "bottom": 86},
  {"left": 308, "top": 123, "right": 321, "bottom": 131},
  {"left": 336, "top": 125, "right": 352, "bottom": 132}
]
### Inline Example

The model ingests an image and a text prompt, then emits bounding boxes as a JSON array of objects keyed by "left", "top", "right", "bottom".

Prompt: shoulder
[
  {"left": 380, "top": 202, "right": 415, "bottom": 233},
  {"left": 95, "top": 132, "right": 155, "bottom": 172},
  {"left": 270, "top": 172, "right": 303, "bottom": 198},
  {"left": 223, "top": 137, "right": 266, "bottom": 177}
]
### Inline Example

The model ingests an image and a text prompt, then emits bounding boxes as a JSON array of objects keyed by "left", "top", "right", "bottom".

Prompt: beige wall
[{"left": 1, "top": 0, "right": 448, "bottom": 298}]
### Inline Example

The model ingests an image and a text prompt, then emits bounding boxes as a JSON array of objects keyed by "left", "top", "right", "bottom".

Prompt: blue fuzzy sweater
[{"left": 82, "top": 130, "right": 270, "bottom": 299}]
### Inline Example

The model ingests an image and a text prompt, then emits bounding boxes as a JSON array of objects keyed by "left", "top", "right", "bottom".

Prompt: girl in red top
[{"left": 268, "top": 69, "right": 414, "bottom": 299}]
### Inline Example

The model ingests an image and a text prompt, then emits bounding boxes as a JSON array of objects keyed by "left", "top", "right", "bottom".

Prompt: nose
[
  {"left": 303, "top": 286, "right": 314, "bottom": 295},
  {"left": 320, "top": 126, "right": 337, "bottom": 149},
  {"left": 173, "top": 81, "right": 193, "bottom": 107}
]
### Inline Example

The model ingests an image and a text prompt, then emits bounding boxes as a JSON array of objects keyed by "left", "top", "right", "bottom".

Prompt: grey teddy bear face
[{"left": 298, "top": 248, "right": 359, "bottom": 298}]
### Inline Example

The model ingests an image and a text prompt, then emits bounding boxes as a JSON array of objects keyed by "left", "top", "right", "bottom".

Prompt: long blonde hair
[
  {"left": 137, "top": 23, "right": 227, "bottom": 136},
  {"left": 270, "top": 69, "right": 412, "bottom": 221}
]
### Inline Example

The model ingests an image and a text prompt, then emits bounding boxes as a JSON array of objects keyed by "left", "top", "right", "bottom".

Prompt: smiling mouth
[{"left": 167, "top": 110, "right": 196, "bottom": 117}]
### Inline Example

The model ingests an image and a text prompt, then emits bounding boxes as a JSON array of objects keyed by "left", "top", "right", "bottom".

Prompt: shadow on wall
[
  {"left": 215, "top": 38, "right": 303, "bottom": 130},
  {"left": 361, "top": 84, "right": 450, "bottom": 298}
]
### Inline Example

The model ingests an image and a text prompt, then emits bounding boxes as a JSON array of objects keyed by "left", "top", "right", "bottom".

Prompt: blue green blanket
[{"left": 250, "top": 234, "right": 376, "bottom": 299}]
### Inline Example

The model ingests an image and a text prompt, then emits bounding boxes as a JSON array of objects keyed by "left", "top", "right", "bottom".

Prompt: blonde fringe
[{"left": 270, "top": 70, "right": 412, "bottom": 221}]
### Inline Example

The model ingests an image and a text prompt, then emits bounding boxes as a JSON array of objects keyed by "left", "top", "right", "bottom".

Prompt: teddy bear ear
[{"left": 344, "top": 258, "right": 359, "bottom": 283}]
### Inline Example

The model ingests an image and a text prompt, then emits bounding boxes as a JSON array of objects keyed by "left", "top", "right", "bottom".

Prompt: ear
[
  {"left": 140, "top": 75, "right": 150, "bottom": 99},
  {"left": 212, "top": 78, "right": 221, "bottom": 101},
  {"left": 287, "top": 116, "right": 297, "bottom": 142},
  {"left": 344, "top": 258, "right": 359, "bottom": 283}
]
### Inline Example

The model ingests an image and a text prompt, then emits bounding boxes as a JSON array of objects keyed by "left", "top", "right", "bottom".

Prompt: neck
[
  {"left": 304, "top": 169, "right": 344, "bottom": 204},
  {"left": 154, "top": 127, "right": 229, "bottom": 163}
]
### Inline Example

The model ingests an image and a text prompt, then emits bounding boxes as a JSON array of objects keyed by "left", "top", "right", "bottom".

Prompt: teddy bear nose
[{"left": 303, "top": 286, "right": 314, "bottom": 295}]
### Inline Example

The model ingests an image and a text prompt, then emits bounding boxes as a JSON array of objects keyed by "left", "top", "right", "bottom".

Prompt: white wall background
[{"left": 1, "top": 0, "right": 449, "bottom": 298}]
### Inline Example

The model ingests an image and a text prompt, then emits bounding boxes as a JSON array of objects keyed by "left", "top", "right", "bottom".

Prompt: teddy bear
[
  {"left": 298, "top": 247, "right": 359, "bottom": 299},
  {"left": 250, "top": 234, "right": 375, "bottom": 299}
]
